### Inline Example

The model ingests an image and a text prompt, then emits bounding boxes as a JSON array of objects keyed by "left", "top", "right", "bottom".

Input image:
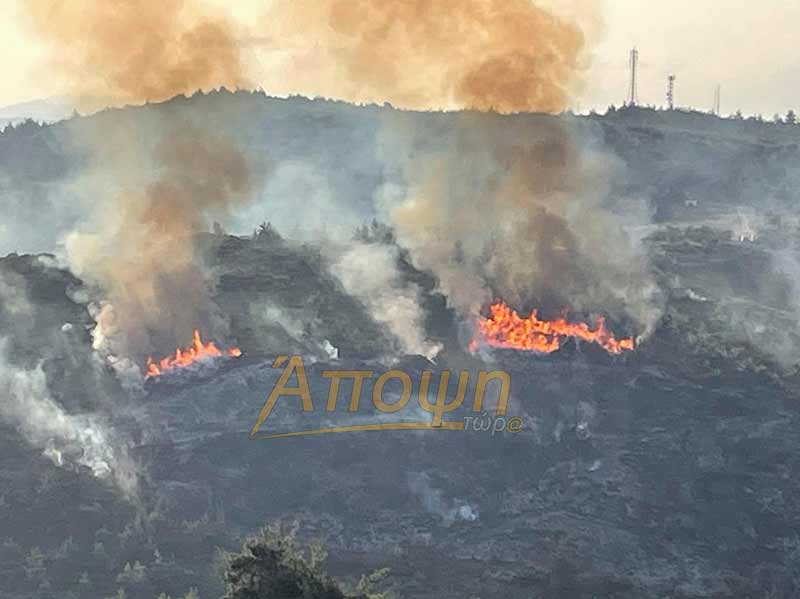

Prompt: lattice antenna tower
[
  {"left": 667, "top": 74, "right": 676, "bottom": 110},
  {"left": 628, "top": 47, "right": 639, "bottom": 106}
]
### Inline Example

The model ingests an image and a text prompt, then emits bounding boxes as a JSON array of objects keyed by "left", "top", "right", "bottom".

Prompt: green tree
[
  {"left": 254, "top": 221, "right": 281, "bottom": 244},
  {"left": 350, "top": 568, "right": 395, "bottom": 599},
  {"left": 221, "top": 525, "right": 367, "bottom": 599},
  {"left": 786, "top": 109, "right": 797, "bottom": 124},
  {"left": 352, "top": 219, "right": 395, "bottom": 245},
  {"left": 117, "top": 560, "right": 147, "bottom": 583}
]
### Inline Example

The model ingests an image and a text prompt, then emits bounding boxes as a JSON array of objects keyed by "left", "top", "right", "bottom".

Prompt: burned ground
[{"left": 0, "top": 224, "right": 798, "bottom": 598}]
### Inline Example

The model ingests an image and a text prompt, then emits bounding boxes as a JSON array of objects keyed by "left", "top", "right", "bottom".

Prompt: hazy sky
[
  {"left": 1, "top": 0, "right": 798, "bottom": 117},
  {"left": 581, "top": 0, "right": 800, "bottom": 117}
]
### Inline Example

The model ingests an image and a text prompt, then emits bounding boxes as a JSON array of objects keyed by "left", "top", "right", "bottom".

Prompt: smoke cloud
[
  {"left": 0, "top": 268, "right": 35, "bottom": 334},
  {"left": 66, "top": 127, "right": 251, "bottom": 355},
  {"left": 26, "top": 0, "right": 249, "bottom": 109},
  {"left": 258, "top": 0, "right": 656, "bottom": 335},
  {"left": 383, "top": 115, "right": 661, "bottom": 337},
  {"left": 23, "top": 0, "right": 655, "bottom": 352},
  {"left": 24, "top": 0, "right": 255, "bottom": 357},
  {"left": 260, "top": 0, "right": 594, "bottom": 113}
]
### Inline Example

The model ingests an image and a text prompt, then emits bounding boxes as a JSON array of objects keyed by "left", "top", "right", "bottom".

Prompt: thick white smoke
[
  {"left": 87, "top": 301, "right": 145, "bottom": 394},
  {"left": 330, "top": 242, "right": 441, "bottom": 360},
  {"left": 0, "top": 340, "right": 138, "bottom": 497}
]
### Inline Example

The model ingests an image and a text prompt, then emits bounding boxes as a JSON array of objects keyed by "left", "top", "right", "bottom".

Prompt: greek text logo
[{"left": 250, "top": 356, "right": 523, "bottom": 439}]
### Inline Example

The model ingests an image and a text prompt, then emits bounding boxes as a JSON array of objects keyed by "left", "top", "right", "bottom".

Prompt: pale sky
[
  {"left": 580, "top": 0, "right": 800, "bottom": 117},
  {"left": 1, "top": 0, "right": 798, "bottom": 117}
]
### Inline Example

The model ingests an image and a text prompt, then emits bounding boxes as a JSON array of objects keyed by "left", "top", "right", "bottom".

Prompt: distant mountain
[{"left": 0, "top": 96, "right": 76, "bottom": 127}]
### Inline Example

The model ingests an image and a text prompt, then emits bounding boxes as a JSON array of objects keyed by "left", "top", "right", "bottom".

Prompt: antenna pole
[
  {"left": 628, "top": 47, "right": 639, "bottom": 106},
  {"left": 667, "top": 74, "right": 675, "bottom": 110}
]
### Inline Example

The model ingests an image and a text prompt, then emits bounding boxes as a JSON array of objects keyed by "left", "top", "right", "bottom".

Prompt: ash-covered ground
[
  {"left": 2, "top": 95, "right": 800, "bottom": 598},
  {"left": 2, "top": 228, "right": 800, "bottom": 598}
]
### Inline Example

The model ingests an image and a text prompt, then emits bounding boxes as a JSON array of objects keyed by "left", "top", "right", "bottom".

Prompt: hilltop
[{"left": 3, "top": 91, "right": 800, "bottom": 254}]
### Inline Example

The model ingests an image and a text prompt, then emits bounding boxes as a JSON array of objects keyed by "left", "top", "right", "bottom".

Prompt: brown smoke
[
  {"left": 262, "top": 0, "right": 593, "bottom": 113},
  {"left": 388, "top": 114, "right": 661, "bottom": 335},
  {"left": 258, "top": 0, "right": 661, "bottom": 335},
  {"left": 66, "top": 127, "right": 250, "bottom": 355},
  {"left": 24, "top": 1, "right": 254, "bottom": 358},
  {"left": 258, "top": 0, "right": 656, "bottom": 334},
  {"left": 26, "top": 0, "right": 249, "bottom": 108}
]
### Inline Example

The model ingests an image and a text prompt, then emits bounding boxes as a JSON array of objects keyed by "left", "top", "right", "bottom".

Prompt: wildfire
[
  {"left": 471, "top": 301, "right": 635, "bottom": 355},
  {"left": 145, "top": 330, "right": 242, "bottom": 379}
]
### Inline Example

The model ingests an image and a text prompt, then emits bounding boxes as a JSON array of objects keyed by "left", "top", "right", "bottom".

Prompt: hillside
[
  {"left": 1, "top": 94, "right": 800, "bottom": 598},
  {"left": 3, "top": 92, "right": 800, "bottom": 255}
]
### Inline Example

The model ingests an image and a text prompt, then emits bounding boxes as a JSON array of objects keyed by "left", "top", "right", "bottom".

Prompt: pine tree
[{"left": 222, "top": 526, "right": 367, "bottom": 599}]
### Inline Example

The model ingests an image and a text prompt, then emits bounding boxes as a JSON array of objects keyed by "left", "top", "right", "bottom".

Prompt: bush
[{"left": 221, "top": 525, "right": 366, "bottom": 599}]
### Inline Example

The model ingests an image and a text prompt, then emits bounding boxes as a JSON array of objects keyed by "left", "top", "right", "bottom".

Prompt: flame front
[
  {"left": 145, "top": 330, "right": 242, "bottom": 379},
  {"left": 471, "top": 301, "right": 635, "bottom": 355}
]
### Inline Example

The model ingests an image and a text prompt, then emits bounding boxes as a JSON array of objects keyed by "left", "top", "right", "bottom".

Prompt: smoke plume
[
  {"left": 66, "top": 127, "right": 251, "bottom": 356},
  {"left": 259, "top": 0, "right": 656, "bottom": 335},
  {"left": 88, "top": 302, "right": 146, "bottom": 394},
  {"left": 330, "top": 242, "right": 442, "bottom": 359},
  {"left": 261, "top": 0, "right": 594, "bottom": 113},
  {"left": 0, "top": 339, "right": 138, "bottom": 497},
  {"left": 24, "top": 0, "right": 656, "bottom": 349},
  {"left": 26, "top": 0, "right": 248, "bottom": 109},
  {"left": 385, "top": 117, "right": 661, "bottom": 335},
  {"left": 25, "top": 0, "right": 254, "bottom": 357}
]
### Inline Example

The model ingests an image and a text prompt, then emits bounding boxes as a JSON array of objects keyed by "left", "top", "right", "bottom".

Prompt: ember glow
[
  {"left": 471, "top": 301, "right": 635, "bottom": 355},
  {"left": 145, "top": 330, "right": 242, "bottom": 379}
]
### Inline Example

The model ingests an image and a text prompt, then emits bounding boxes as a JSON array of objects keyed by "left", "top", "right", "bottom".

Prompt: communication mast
[
  {"left": 712, "top": 84, "right": 721, "bottom": 115},
  {"left": 666, "top": 74, "right": 676, "bottom": 110},
  {"left": 628, "top": 48, "right": 639, "bottom": 106}
]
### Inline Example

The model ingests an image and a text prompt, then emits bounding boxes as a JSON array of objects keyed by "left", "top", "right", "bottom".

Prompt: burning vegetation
[
  {"left": 471, "top": 300, "right": 635, "bottom": 355},
  {"left": 145, "top": 330, "right": 242, "bottom": 379}
]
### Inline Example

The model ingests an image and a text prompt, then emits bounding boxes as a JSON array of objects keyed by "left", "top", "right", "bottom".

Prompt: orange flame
[
  {"left": 471, "top": 301, "right": 635, "bottom": 355},
  {"left": 145, "top": 330, "right": 242, "bottom": 379}
]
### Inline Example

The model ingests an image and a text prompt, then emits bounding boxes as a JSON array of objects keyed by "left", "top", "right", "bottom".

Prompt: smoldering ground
[
  {"left": 0, "top": 345, "right": 138, "bottom": 497},
  {"left": 0, "top": 261, "right": 139, "bottom": 497}
]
